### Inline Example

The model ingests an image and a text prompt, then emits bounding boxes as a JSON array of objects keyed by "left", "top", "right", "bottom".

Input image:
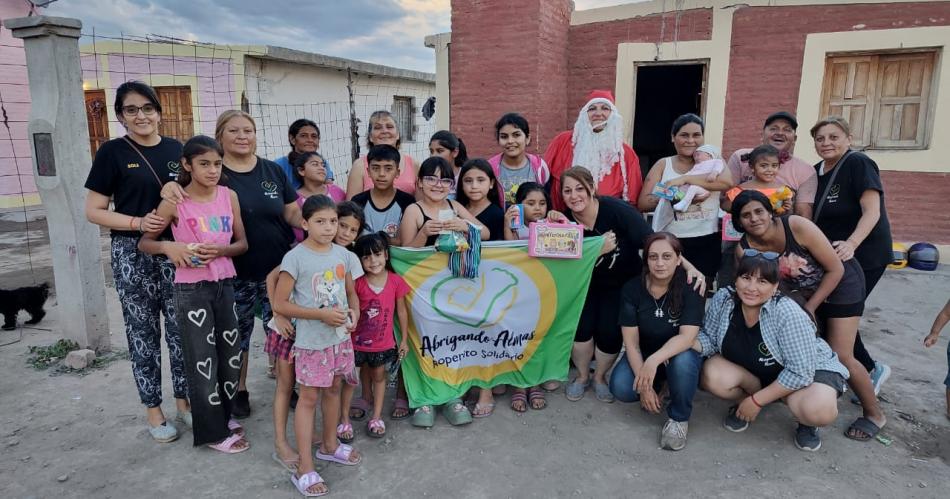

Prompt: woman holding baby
[{"left": 638, "top": 114, "right": 733, "bottom": 282}]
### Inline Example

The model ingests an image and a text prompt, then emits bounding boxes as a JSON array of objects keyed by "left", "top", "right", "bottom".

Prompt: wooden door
[
  {"left": 84, "top": 89, "right": 109, "bottom": 160},
  {"left": 156, "top": 86, "right": 194, "bottom": 142}
]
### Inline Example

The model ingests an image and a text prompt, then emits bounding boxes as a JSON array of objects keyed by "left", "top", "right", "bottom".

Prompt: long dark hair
[
  {"left": 455, "top": 158, "right": 501, "bottom": 208},
  {"left": 430, "top": 130, "right": 468, "bottom": 169},
  {"left": 292, "top": 151, "right": 324, "bottom": 185},
  {"left": 353, "top": 231, "right": 393, "bottom": 271},
  {"left": 641, "top": 232, "right": 688, "bottom": 319},
  {"left": 729, "top": 190, "right": 774, "bottom": 233},
  {"left": 178, "top": 135, "right": 224, "bottom": 187},
  {"left": 336, "top": 201, "right": 366, "bottom": 238},
  {"left": 287, "top": 118, "right": 320, "bottom": 165},
  {"left": 731, "top": 255, "right": 815, "bottom": 325}
]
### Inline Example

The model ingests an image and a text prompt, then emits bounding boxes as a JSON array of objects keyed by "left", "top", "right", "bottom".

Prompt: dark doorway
[{"left": 631, "top": 63, "right": 706, "bottom": 175}]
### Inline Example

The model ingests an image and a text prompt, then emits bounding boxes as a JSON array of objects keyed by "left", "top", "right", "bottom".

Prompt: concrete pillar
[{"left": 4, "top": 16, "right": 110, "bottom": 351}]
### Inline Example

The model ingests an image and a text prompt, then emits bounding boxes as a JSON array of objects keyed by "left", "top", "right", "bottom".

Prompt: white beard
[{"left": 571, "top": 99, "right": 628, "bottom": 200}]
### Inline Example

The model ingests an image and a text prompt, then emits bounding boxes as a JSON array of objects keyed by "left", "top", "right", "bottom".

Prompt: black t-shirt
[
  {"left": 226, "top": 157, "right": 297, "bottom": 281},
  {"left": 351, "top": 189, "right": 416, "bottom": 238},
  {"left": 618, "top": 278, "right": 704, "bottom": 357},
  {"left": 567, "top": 196, "right": 652, "bottom": 287},
  {"left": 84, "top": 136, "right": 183, "bottom": 238},
  {"left": 814, "top": 152, "right": 893, "bottom": 270},
  {"left": 721, "top": 311, "right": 783, "bottom": 386},
  {"left": 474, "top": 203, "right": 505, "bottom": 241}
]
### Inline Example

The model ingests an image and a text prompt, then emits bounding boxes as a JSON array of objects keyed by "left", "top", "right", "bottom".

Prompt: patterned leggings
[
  {"left": 233, "top": 278, "right": 273, "bottom": 352},
  {"left": 111, "top": 235, "right": 188, "bottom": 407}
]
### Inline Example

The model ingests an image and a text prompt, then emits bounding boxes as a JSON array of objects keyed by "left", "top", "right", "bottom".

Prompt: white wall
[{"left": 245, "top": 57, "right": 436, "bottom": 183}]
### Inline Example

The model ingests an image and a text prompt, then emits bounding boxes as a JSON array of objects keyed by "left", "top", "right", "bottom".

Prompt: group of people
[{"left": 83, "top": 81, "right": 945, "bottom": 497}]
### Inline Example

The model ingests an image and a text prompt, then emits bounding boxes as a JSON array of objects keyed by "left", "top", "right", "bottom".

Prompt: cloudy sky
[{"left": 45, "top": 0, "right": 631, "bottom": 73}]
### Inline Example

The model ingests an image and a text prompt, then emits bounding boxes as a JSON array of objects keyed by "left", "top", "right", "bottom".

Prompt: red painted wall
[{"left": 449, "top": 0, "right": 571, "bottom": 158}]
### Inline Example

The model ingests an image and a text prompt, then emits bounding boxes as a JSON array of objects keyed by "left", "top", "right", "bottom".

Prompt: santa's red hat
[{"left": 586, "top": 89, "right": 615, "bottom": 104}]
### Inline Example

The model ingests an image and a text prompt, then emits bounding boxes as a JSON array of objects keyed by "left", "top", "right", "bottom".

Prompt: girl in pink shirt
[{"left": 139, "top": 135, "right": 249, "bottom": 453}]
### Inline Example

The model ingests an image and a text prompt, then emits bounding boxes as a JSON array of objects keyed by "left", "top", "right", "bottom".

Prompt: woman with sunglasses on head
[
  {"left": 731, "top": 190, "right": 885, "bottom": 443},
  {"left": 84, "top": 80, "right": 190, "bottom": 443},
  {"left": 695, "top": 253, "right": 849, "bottom": 451}
]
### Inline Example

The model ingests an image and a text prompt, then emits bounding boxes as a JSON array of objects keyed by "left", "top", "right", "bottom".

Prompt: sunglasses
[
  {"left": 422, "top": 175, "right": 455, "bottom": 189},
  {"left": 742, "top": 248, "right": 780, "bottom": 260}
]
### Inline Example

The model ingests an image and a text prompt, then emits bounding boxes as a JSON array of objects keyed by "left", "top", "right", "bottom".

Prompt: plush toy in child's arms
[{"left": 769, "top": 186, "right": 795, "bottom": 214}]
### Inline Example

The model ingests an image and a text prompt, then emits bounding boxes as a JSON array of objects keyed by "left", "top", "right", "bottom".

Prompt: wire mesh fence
[{"left": 0, "top": 26, "right": 436, "bottom": 285}]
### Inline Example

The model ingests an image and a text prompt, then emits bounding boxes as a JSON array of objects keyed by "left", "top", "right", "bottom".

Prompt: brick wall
[
  {"left": 880, "top": 171, "right": 950, "bottom": 244},
  {"left": 566, "top": 9, "right": 713, "bottom": 129},
  {"left": 449, "top": 0, "right": 571, "bottom": 158},
  {"left": 724, "top": 3, "right": 950, "bottom": 157}
]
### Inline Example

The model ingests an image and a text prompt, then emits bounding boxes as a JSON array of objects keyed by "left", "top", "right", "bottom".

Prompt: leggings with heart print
[
  {"left": 111, "top": 235, "right": 188, "bottom": 408},
  {"left": 174, "top": 279, "right": 241, "bottom": 446}
]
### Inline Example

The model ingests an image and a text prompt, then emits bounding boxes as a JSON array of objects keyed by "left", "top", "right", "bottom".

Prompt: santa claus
[{"left": 545, "top": 90, "right": 642, "bottom": 211}]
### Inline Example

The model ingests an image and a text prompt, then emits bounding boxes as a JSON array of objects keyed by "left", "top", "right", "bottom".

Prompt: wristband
[
  {"left": 750, "top": 393, "right": 763, "bottom": 408},
  {"left": 129, "top": 217, "right": 137, "bottom": 230},
  {"left": 138, "top": 217, "right": 146, "bottom": 232}
]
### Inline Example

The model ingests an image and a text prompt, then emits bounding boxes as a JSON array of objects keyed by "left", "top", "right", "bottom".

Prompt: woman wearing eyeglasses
[
  {"left": 84, "top": 81, "right": 190, "bottom": 443},
  {"left": 695, "top": 253, "right": 849, "bottom": 452},
  {"left": 730, "top": 190, "right": 885, "bottom": 444}
]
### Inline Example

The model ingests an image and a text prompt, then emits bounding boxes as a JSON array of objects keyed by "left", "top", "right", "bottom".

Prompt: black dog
[{"left": 0, "top": 282, "right": 49, "bottom": 330}]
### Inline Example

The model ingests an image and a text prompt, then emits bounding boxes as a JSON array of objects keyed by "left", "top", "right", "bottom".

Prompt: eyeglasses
[
  {"left": 421, "top": 175, "right": 455, "bottom": 189},
  {"left": 121, "top": 104, "right": 158, "bottom": 117},
  {"left": 742, "top": 248, "right": 780, "bottom": 260}
]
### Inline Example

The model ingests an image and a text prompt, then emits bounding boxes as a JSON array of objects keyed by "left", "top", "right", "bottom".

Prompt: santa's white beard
[{"left": 571, "top": 110, "right": 626, "bottom": 196}]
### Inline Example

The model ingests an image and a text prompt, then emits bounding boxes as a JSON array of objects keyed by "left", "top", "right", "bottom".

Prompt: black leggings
[
  {"left": 853, "top": 266, "right": 887, "bottom": 372},
  {"left": 575, "top": 284, "right": 623, "bottom": 355}
]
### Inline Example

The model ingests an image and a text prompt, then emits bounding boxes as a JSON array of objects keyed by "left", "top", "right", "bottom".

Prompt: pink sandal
[
  {"left": 315, "top": 442, "right": 361, "bottom": 466},
  {"left": 291, "top": 470, "right": 328, "bottom": 497},
  {"left": 207, "top": 433, "right": 249, "bottom": 454},
  {"left": 336, "top": 422, "right": 355, "bottom": 444},
  {"left": 228, "top": 418, "right": 245, "bottom": 437},
  {"left": 367, "top": 418, "right": 386, "bottom": 438}
]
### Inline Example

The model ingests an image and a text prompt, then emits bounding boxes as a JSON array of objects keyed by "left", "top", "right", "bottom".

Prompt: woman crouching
[{"left": 695, "top": 253, "right": 848, "bottom": 451}]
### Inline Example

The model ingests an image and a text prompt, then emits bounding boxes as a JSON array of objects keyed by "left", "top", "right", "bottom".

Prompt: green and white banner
[{"left": 390, "top": 238, "right": 604, "bottom": 407}]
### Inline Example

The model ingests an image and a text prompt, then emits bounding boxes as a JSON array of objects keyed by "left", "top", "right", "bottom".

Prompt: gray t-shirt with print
[
  {"left": 280, "top": 243, "right": 362, "bottom": 351},
  {"left": 498, "top": 159, "right": 539, "bottom": 206}
]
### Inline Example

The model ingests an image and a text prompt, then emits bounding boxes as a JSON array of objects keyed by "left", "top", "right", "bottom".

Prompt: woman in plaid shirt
[{"left": 695, "top": 254, "right": 849, "bottom": 452}]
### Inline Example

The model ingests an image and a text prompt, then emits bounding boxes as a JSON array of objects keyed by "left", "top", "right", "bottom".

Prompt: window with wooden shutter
[
  {"left": 155, "top": 86, "right": 195, "bottom": 143},
  {"left": 821, "top": 49, "right": 937, "bottom": 150}
]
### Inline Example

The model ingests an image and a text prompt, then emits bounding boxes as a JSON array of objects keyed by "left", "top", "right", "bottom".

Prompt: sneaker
[
  {"left": 851, "top": 362, "right": 892, "bottom": 405},
  {"left": 232, "top": 390, "right": 251, "bottom": 419},
  {"left": 174, "top": 410, "right": 193, "bottom": 428},
  {"left": 723, "top": 405, "right": 750, "bottom": 433},
  {"left": 870, "top": 362, "right": 891, "bottom": 395},
  {"left": 660, "top": 419, "right": 688, "bottom": 451},
  {"left": 794, "top": 424, "right": 821, "bottom": 452}
]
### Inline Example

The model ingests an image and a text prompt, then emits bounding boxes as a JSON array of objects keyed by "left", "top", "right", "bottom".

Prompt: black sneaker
[
  {"left": 794, "top": 424, "right": 821, "bottom": 451},
  {"left": 289, "top": 389, "right": 299, "bottom": 411},
  {"left": 723, "top": 405, "right": 750, "bottom": 432},
  {"left": 232, "top": 390, "right": 251, "bottom": 419}
]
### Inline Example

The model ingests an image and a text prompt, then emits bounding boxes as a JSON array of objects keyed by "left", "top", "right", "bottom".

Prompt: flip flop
[
  {"left": 472, "top": 403, "right": 495, "bottom": 418},
  {"left": 510, "top": 390, "right": 528, "bottom": 413},
  {"left": 367, "top": 418, "right": 386, "bottom": 438},
  {"left": 391, "top": 399, "right": 410, "bottom": 420},
  {"left": 271, "top": 451, "right": 299, "bottom": 473},
  {"left": 315, "top": 442, "right": 361, "bottom": 466},
  {"left": 336, "top": 422, "right": 355, "bottom": 444},
  {"left": 207, "top": 433, "right": 250, "bottom": 454},
  {"left": 845, "top": 417, "right": 883, "bottom": 442},
  {"left": 291, "top": 471, "right": 328, "bottom": 497},
  {"left": 527, "top": 387, "right": 547, "bottom": 410},
  {"left": 350, "top": 398, "right": 370, "bottom": 421},
  {"left": 441, "top": 399, "right": 473, "bottom": 426}
]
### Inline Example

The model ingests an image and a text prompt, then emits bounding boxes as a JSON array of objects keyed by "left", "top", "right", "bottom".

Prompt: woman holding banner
[
  {"left": 559, "top": 167, "right": 706, "bottom": 403},
  {"left": 608, "top": 232, "right": 704, "bottom": 451}
]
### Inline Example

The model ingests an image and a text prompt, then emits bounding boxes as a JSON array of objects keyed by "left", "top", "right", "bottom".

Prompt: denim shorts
[{"left": 814, "top": 369, "right": 847, "bottom": 397}]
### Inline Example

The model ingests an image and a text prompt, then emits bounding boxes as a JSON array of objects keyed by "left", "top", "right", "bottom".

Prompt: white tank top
[{"left": 659, "top": 156, "right": 719, "bottom": 238}]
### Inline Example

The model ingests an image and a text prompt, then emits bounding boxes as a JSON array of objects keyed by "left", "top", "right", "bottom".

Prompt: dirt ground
[{"left": 0, "top": 213, "right": 949, "bottom": 498}]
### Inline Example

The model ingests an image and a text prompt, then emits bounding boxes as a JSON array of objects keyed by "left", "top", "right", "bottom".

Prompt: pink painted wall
[{"left": 0, "top": 2, "right": 38, "bottom": 204}]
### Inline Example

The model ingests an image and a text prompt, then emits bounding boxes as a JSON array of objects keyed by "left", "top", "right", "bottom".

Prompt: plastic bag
[{"left": 435, "top": 231, "right": 470, "bottom": 253}]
